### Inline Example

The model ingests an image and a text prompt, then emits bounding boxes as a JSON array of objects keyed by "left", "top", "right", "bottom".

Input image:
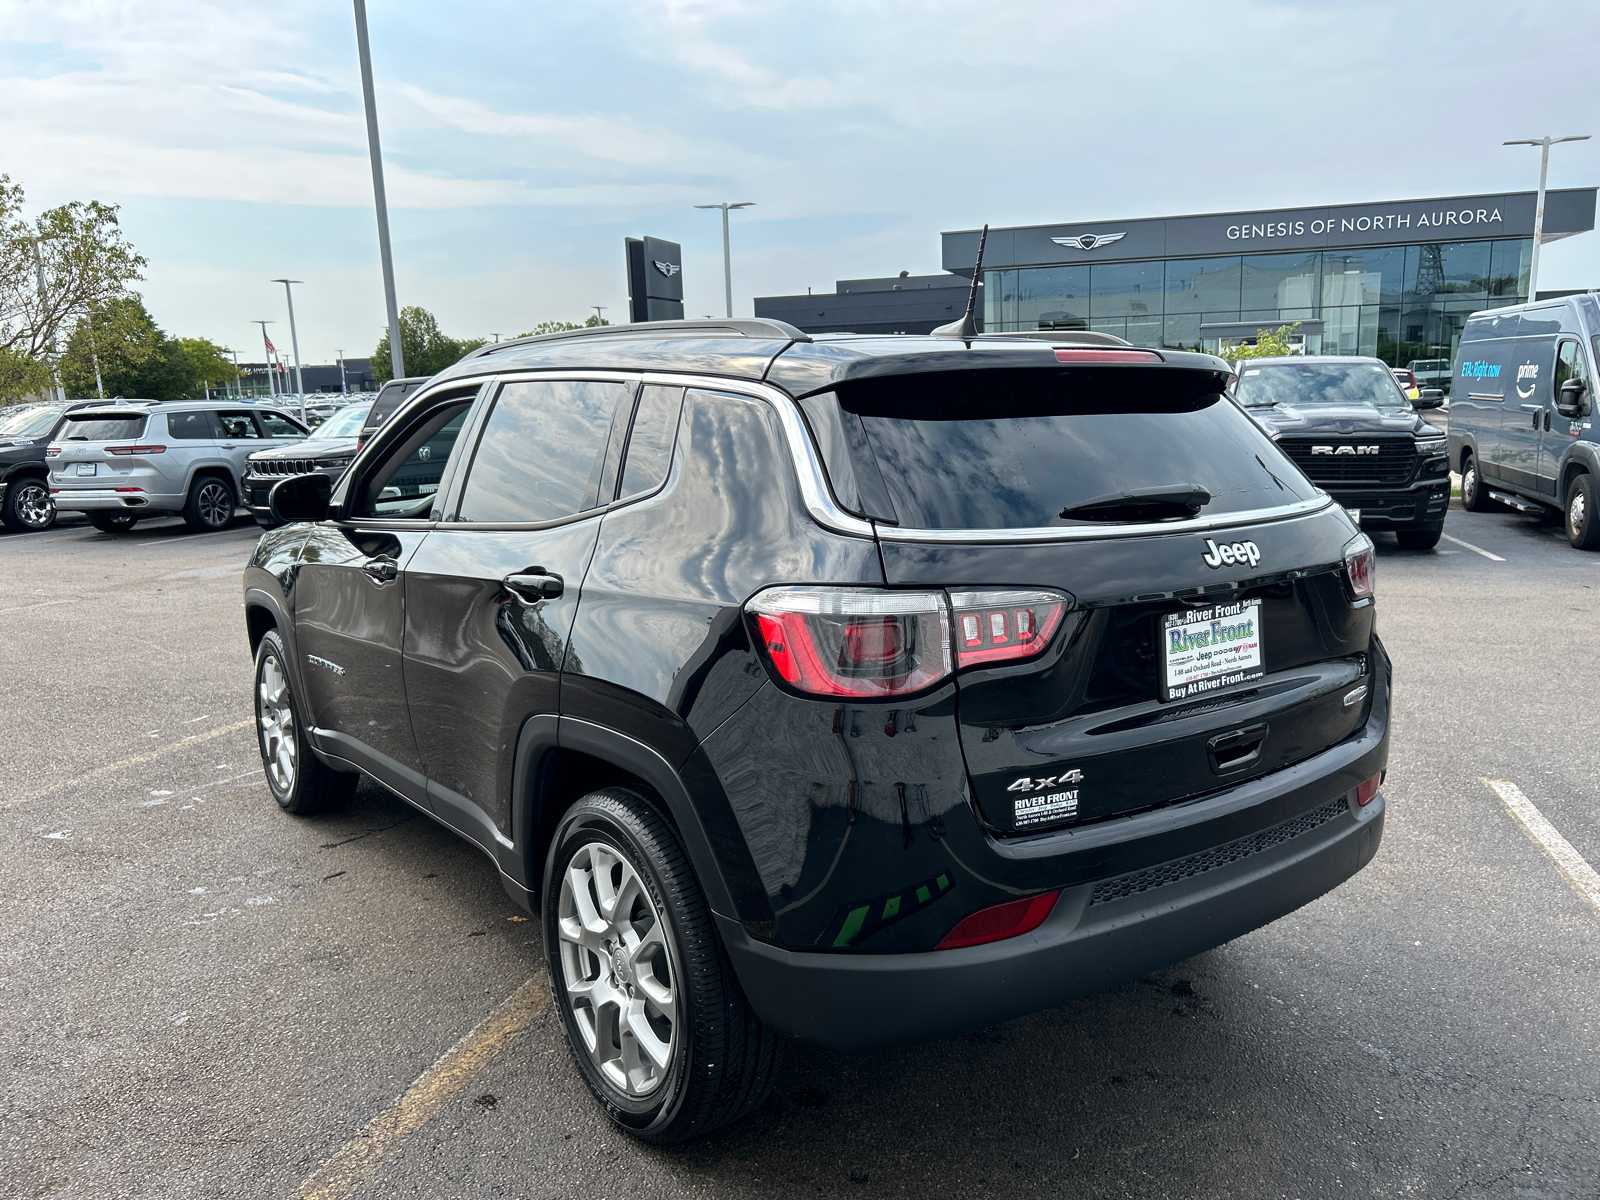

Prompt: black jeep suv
[
  {"left": 1233, "top": 356, "right": 1450, "bottom": 549},
  {"left": 243, "top": 320, "right": 1389, "bottom": 1142}
]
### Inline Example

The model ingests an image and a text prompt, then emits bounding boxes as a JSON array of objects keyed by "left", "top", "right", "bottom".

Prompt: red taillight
[
  {"left": 1356, "top": 772, "right": 1382, "bottom": 806},
  {"left": 936, "top": 891, "right": 1060, "bottom": 950},
  {"left": 45, "top": 444, "right": 61, "bottom": 458},
  {"left": 748, "top": 589, "right": 952, "bottom": 699},
  {"left": 1344, "top": 534, "right": 1375, "bottom": 599},
  {"left": 1053, "top": 349, "right": 1162, "bottom": 363},
  {"left": 950, "top": 590, "right": 1067, "bottom": 667},
  {"left": 105, "top": 444, "right": 166, "bottom": 455},
  {"left": 113, "top": 487, "right": 143, "bottom": 493}
]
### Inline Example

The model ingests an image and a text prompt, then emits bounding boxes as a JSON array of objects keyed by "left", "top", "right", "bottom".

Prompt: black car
[
  {"left": 1234, "top": 356, "right": 1450, "bottom": 550},
  {"left": 243, "top": 320, "right": 1389, "bottom": 1142},
  {"left": 243, "top": 401, "right": 373, "bottom": 528},
  {"left": 357, "top": 376, "right": 429, "bottom": 446}
]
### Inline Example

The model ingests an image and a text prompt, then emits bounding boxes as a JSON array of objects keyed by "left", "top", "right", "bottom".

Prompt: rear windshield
[
  {"left": 364, "top": 382, "right": 424, "bottom": 430},
  {"left": 826, "top": 368, "right": 1315, "bottom": 530},
  {"left": 1234, "top": 362, "right": 1407, "bottom": 408},
  {"left": 60, "top": 413, "right": 148, "bottom": 441}
]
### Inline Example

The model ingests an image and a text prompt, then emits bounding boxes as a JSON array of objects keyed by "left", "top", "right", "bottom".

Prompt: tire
[
  {"left": 184, "top": 475, "right": 236, "bottom": 531},
  {"left": 1, "top": 476, "right": 56, "bottom": 532},
  {"left": 253, "top": 629, "right": 358, "bottom": 815},
  {"left": 543, "top": 788, "right": 783, "bottom": 1143},
  {"left": 1460, "top": 453, "right": 1494, "bottom": 512},
  {"left": 87, "top": 512, "right": 139, "bottom": 534},
  {"left": 1566, "top": 474, "right": 1600, "bottom": 550},
  {"left": 1396, "top": 527, "right": 1443, "bottom": 550}
]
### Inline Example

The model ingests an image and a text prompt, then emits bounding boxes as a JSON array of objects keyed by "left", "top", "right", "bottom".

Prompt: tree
[
  {"left": 371, "top": 306, "right": 486, "bottom": 384},
  {"left": 59, "top": 296, "right": 191, "bottom": 400},
  {"left": 0, "top": 174, "right": 146, "bottom": 375},
  {"left": 173, "top": 338, "right": 240, "bottom": 398},
  {"left": 0, "top": 346, "right": 52, "bottom": 402},
  {"left": 1231, "top": 321, "right": 1304, "bottom": 360},
  {"left": 515, "top": 314, "right": 611, "bottom": 338}
]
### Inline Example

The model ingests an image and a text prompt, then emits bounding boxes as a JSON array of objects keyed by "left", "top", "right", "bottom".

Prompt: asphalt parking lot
[{"left": 3, "top": 502, "right": 1598, "bottom": 1200}]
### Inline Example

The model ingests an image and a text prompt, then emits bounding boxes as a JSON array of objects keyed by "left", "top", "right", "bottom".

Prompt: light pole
[
  {"left": 87, "top": 307, "right": 105, "bottom": 399},
  {"left": 1504, "top": 135, "right": 1591, "bottom": 301},
  {"left": 271, "top": 278, "right": 307, "bottom": 422},
  {"left": 592, "top": 306, "right": 607, "bottom": 325},
  {"left": 28, "top": 236, "right": 67, "bottom": 402},
  {"left": 694, "top": 201, "right": 755, "bottom": 318},
  {"left": 252, "top": 320, "right": 276, "bottom": 401},
  {"left": 353, "top": 0, "right": 405, "bottom": 379},
  {"left": 336, "top": 349, "right": 347, "bottom": 395},
  {"left": 222, "top": 348, "right": 240, "bottom": 398}
]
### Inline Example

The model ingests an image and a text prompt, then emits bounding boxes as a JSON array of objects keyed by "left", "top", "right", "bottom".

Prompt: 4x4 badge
[{"left": 1006, "top": 770, "right": 1085, "bottom": 793}]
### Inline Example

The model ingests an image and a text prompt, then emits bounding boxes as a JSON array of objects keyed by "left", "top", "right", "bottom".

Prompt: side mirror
[
  {"left": 269, "top": 473, "right": 331, "bottom": 523},
  {"left": 1556, "top": 377, "right": 1588, "bottom": 419},
  {"left": 1414, "top": 388, "right": 1445, "bottom": 410}
]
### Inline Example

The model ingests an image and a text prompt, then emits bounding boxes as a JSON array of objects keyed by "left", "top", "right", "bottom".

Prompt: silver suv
[{"left": 49, "top": 402, "right": 308, "bottom": 533}]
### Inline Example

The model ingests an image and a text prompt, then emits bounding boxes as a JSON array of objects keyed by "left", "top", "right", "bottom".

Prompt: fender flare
[
  {"left": 510, "top": 713, "right": 776, "bottom": 932},
  {"left": 1451, "top": 431, "right": 1482, "bottom": 476},
  {"left": 1558, "top": 439, "right": 1600, "bottom": 496}
]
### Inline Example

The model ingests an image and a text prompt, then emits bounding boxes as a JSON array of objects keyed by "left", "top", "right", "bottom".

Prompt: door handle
[
  {"left": 220, "top": 443, "right": 236, "bottom": 449},
  {"left": 363, "top": 558, "right": 399, "bottom": 583},
  {"left": 503, "top": 570, "right": 563, "bottom": 602}
]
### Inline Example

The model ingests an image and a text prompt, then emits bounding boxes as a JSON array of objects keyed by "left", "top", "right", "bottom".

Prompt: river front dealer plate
[{"left": 1160, "top": 598, "right": 1264, "bottom": 702}]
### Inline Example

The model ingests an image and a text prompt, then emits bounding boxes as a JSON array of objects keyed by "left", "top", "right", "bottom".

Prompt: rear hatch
[
  {"left": 812, "top": 360, "right": 1375, "bottom": 836},
  {"left": 49, "top": 410, "right": 162, "bottom": 493}
]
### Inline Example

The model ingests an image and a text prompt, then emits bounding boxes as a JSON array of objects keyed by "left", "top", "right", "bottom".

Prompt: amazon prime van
[{"left": 1448, "top": 293, "right": 1600, "bottom": 548}]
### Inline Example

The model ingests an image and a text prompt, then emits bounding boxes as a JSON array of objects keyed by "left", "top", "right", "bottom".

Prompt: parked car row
[{"left": 0, "top": 378, "right": 425, "bottom": 534}]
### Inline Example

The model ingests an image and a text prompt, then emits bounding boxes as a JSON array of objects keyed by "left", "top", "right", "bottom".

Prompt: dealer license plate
[
  {"left": 1345, "top": 507, "right": 1361, "bottom": 524},
  {"left": 76, "top": 462, "right": 97, "bottom": 476},
  {"left": 1159, "top": 598, "right": 1265, "bottom": 702}
]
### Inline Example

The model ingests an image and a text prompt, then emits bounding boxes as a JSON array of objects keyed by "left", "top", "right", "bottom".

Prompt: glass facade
[{"left": 985, "top": 239, "right": 1533, "bottom": 366}]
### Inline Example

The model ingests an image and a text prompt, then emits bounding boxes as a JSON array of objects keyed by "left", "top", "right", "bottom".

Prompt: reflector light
[
  {"left": 44, "top": 445, "right": 61, "bottom": 457},
  {"left": 113, "top": 487, "right": 143, "bottom": 493},
  {"left": 105, "top": 444, "right": 166, "bottom": 455},
  {"left": 948, "top": 590, "right": 1069, "bottom": 667},
  {"left": 936, "top": 891, "right": 1061, "bottom": 950},
  {"left": 1356, "top": 773, "right": 1381, "bottom": 806},
  {"left": 1053, "top": 349, "right": 1162, "bottom": 364}
]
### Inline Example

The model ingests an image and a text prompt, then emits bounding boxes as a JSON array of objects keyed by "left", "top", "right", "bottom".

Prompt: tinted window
[
  {"left": 618, "top": 385, "right": 685, "bottom": 499},
  {"left": 457, "top": 380, "right": 629, "bottom": 523},
  {"left": 166, "top": 411, "right": 218, "bottom": 440},
  {"left": 216, "top": 411, "right": 263, "bottom": 439},
  {"left": 363, "top": 381, "right": 424, "bottom": 432},
  {"left": 1234, "top": 362, "right": 1408, "bottom": 408},
  {"left": 257, "top": 411, "right": 306, "bottom": 438},
  {"left": 61, "top": 414, "right": 147, "bottom": 441},
  {"left": 835, "top": 369, "right": 1314, "bottom": 530},
  {"left": 359, "top": 407, "right": 470, "bottom": 519}
]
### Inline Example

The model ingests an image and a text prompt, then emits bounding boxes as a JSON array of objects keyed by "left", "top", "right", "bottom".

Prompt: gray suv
[{"left": 49, "top": 402, "right": 308, "bottom": 533}]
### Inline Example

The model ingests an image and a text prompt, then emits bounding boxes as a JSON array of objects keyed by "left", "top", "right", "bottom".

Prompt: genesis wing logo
[
  {"left": 1051, "top": 232, "right": 1127, "bottom": 251},
  {"left": 652, "top": 260, "right": 681, "bottom": 277}
]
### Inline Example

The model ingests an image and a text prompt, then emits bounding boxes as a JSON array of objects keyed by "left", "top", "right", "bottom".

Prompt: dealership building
[{"left": 758, "top": 188, "right": 1595, "bottom": 365}]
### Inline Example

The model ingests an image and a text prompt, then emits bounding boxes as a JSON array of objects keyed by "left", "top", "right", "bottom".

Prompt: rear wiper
[{"left": 1060, "top": 485, "right": 1212, "bottom": 523}]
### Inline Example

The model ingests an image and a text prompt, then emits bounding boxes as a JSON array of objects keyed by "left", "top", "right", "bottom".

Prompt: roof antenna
[{"left": 932, "top": 223, "right": 987, "bottom": 340}]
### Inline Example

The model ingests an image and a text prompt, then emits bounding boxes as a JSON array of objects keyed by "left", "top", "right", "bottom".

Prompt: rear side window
[
  {"left": 457, "top": 380, "right": 631, "bottom": 523},
  {"left": 363, "top": 382, "right": 423, "bottom": 432},
  {"left": 216, "top": 411, "right": 263, "bottom": 439},
  {"left": 166, "top": 411, "right": 219, "bottom": 440},
  {"left": 61, "top": 414, "right": 147, "bottom": 441},
  {"left": 618, "top": 385, "right": 685, "bottom": 499},
  {"left": 829, "top": 368, "right": 1315, "bottom": 530}
]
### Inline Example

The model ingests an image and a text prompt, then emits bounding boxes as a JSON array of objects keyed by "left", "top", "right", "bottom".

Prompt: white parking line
[
  {"left": 1483, "top": 779, "right": 1600, "bottom": 918},
  {"left": 1441, "top": 534, "right": 1506, "bottom": 562}
]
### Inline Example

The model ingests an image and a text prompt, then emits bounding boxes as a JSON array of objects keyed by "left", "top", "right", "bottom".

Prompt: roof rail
[{"left": 468, "top": 317, "right": 812, "bottom": 360}]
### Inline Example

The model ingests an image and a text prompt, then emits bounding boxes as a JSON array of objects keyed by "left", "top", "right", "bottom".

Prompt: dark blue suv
[{"left": 243, "top": 319, "right": 1389, "bottom": 1141}]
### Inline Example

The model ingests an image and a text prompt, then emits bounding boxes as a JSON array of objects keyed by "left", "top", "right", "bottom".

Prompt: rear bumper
[
  {"left": 720, "top": 671, "right": 1390, "bottom": 1051},
  {"left": 50, "top": 487, "right": 181, "bottom": 513}
]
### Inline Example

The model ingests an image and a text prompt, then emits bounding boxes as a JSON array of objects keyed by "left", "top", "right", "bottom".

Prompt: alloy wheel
[
  {"left": 198, "top": 481, "right": 233, "bottom": 528},
  {"left": 14, "top": 481, "right": 53, "bottom": 529},
  {"left": 557, "top": 841, "right": 678, "bottom": 1099},
  {"left": 257, "top": 654, "right": 297, "bottom": 794}
]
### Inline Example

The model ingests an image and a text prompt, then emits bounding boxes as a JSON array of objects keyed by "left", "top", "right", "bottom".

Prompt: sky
[{"left": 2, "top": 0, "right": 1598, "bottom": 367}]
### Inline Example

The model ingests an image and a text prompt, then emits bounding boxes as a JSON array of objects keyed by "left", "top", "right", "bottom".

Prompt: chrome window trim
[{"left": 423, "top": 367, "right": 1337, "bottom": 545}]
